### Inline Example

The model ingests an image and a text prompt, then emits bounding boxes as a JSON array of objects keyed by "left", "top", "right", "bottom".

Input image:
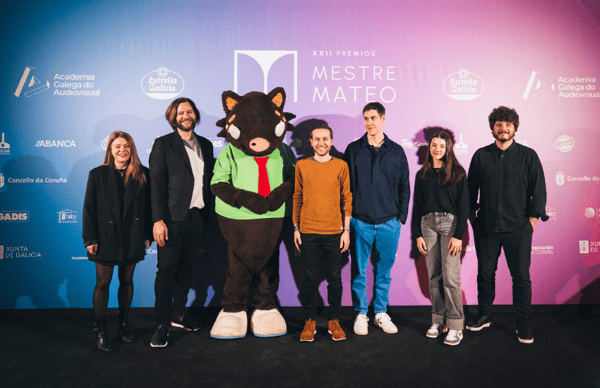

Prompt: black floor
[{"left": 1, "top": 306, "right": 599, "bottom": 388}]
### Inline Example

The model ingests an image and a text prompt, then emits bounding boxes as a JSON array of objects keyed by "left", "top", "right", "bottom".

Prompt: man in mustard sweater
[{"left": 293, "top": 124, "right": 352, "bottom": 342}]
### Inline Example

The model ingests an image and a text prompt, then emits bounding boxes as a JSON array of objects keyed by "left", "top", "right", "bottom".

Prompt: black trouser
[
  {"left": 154, "top": 208, "right": 207, "bottom": 325},
  {"left": 473, "top": 220, "right": 533, "bottom": 320},
  {"left": 300, "top": 233, "right": 343, "bottom": 321}
]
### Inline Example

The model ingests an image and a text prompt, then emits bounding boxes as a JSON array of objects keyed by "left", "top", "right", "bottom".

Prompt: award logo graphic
[
  {"left": 523, "top": 70, "right": 554, "bottom": 100},
  {"left": 234, "top": 50, "right": 298, "bottom": 102},
  {"left": 14, "top": 67, "right": 50, "bottom": 98}
]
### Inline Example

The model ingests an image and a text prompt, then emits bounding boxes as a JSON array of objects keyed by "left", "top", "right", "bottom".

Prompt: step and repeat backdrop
[{"left": 1, "top": 0, "right": 599, "bottom": 309}]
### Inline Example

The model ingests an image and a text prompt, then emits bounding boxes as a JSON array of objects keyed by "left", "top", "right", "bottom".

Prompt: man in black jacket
[
  {"left": 467, "top": 106, "right": 548, "bottom": 344},
  {"left": 149, "top": 97, "right": 215, "bottom": 347}
]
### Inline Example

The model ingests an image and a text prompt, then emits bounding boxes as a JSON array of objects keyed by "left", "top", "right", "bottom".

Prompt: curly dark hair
[{"left": 488, "top": 106, "right": 519, "bottom": 130}]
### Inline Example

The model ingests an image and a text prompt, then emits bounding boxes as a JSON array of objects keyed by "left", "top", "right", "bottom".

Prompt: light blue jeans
[
  {"left": 421, "top": 212, "right": 464, "bottom": 330},
  {"left": 351, "top": 217, "right": 401, "bottom": 315}
]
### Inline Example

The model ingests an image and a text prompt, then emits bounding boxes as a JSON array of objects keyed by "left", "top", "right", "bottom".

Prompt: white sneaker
[
  {"left": 354, "top": 314, "right": 369, "bottom": 335},
  {"left": 426, "top": 323, "right": 447, "bottom": 338},
  {"left": 374, "top": 313, "right": 398, "bottom": 334},
  {"left": 444, "top": 329, "right": 463, "bottom": 346}
]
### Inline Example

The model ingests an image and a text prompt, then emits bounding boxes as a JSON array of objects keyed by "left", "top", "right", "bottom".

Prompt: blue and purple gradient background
[{"left": 1, "top": 0, "right": 599, "bottom": 308}]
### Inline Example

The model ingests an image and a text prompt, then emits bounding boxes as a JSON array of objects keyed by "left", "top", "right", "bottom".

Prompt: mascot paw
[
  {"left": 210, "top": 310, "right": 248, "bottom": 339},
  {"left": 251, "top": 308, "right": 287, "bottom": 337}
]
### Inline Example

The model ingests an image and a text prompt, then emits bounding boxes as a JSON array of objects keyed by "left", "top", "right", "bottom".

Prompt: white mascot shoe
[
  {"left": 210, "top": 310, "right": 248, "bottom": 339},
  {"left": 251, "top": 308, "right": 287, "bottom": 337}
]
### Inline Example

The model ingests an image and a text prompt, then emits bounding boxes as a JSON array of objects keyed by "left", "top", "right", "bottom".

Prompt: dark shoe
[
  {"left": 328, "top": 319, "right": 346, "bottom": 341},
  {"left": 150, "top": 325, "right": 169, "bottom": 348},
  {"left": 517, "top": 320, "right": 534, "bottom": 344},
  {"left": 116, "top": 310, "right": 135, "bottom": 344},
  {"left": 94, "top": 317, "right": 116, "bottom": 353},
  {"left": 466, "top": 314, "right": 493, "bottom": 331},
  {"left": 171, "top": 314, "right": 201, "bottom": 332},
  {"left": 300, "top": 319, "right": 316, "bottom": 342}
]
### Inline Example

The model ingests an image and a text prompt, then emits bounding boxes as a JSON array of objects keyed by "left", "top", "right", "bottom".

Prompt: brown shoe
[
  {"left": 328, "top": 319, "right": 346, "bottom": 341},
  {"left": 300, "top": 319, "right": 316, "bottom": 342}
]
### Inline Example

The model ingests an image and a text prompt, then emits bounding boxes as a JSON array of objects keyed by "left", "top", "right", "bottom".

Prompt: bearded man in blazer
[{"left": 149, "top": 97, "right": 215, "bottom": 348}]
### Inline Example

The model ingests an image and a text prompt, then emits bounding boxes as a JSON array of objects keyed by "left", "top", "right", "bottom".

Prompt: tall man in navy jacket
[
  {"left": 344, "top": 102, "right": 410, "bottom": 335},
  {"left": 149, "top": 97, "right": 215, "bottom": 347}
]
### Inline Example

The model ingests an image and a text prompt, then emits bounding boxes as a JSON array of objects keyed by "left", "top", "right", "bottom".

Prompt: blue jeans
[
  {"left": 421, "top": 212, "right": 464, "bottom": 330},
  {"left": 351, "top": 217, "right": 401, "bottom": 315}
]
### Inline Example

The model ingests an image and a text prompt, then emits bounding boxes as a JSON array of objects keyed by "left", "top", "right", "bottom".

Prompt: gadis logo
[
  {"left": 141, "top": 67, "right": 185, "bottom": 100},
  {"left": 443, "top": 69, "right": 484, "bottom": 101}
]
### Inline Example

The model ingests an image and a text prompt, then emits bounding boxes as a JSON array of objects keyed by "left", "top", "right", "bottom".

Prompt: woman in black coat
[{"left": 82, "top": 131, "right": 152, "bottom": 352}]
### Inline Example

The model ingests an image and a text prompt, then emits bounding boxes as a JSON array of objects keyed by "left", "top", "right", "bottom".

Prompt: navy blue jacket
[{"left": 343, "top": 133, "right": 410, "bottom": 224}]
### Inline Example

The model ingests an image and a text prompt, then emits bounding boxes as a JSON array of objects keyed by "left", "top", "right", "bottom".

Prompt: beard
[
  {"left": 493, "top": 131, "right": 515, "bottom": 143},
  {"left": 177, "top": 119, "right": 195, "bottom": 132}
]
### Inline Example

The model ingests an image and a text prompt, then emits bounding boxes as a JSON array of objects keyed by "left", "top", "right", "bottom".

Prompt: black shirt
[
  {"left": 468, "top": 141, "right": 548, "bottom": 233},
  {"left": 412, "top": 168, "right": 470, "bottom": 239}
]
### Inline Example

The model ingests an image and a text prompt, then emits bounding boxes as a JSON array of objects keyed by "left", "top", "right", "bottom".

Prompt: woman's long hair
[
  {"left": 420, "top": 130, "right": 465, "bottom": 187},
  {"left": 103, "top": 131, "right": 147, "bottom": 187}
]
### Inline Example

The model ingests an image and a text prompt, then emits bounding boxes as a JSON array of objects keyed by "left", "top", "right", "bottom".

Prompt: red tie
[{"left": 254, "top": 157, "right": 271, "bottom": 197}]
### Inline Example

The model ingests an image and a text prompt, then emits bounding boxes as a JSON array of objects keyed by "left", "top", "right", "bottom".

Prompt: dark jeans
[
  {"left": 473, "top": 219, "right": 533, "bottom": 320},
  {"left": 155, "top": 208, "right": 207, "bottom": 325},
  {"left": 300, "top": 233, "right": 343, "bottom": 321}
]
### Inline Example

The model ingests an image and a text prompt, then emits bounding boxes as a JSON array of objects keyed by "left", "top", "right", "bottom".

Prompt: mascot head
[{"left": 216, "top": 87, "right": 296, "bottom": 157}]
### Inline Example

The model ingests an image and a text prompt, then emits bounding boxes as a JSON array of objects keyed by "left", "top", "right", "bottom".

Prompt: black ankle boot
[
  {"left": 116, "top": 310, "right": 135, "bottom": 344},
  {"left": 94, "top": 317, "right": 116, "bottom": 353}
]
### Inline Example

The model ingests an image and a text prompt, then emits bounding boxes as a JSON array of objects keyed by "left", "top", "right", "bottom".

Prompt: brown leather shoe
[
  {"left": 328, "top": 319, "right": 346, "bottom": 341},
  {"left": 300, "top": 319, "right": 316, "bottom": 342}
]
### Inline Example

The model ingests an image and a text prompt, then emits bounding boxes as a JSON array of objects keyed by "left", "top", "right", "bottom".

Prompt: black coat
[
  {"left": 149, "top": 131, "right": 215, "bottom": 223},
  {"left": 82, "top": 165, "right": 152, "bottom": 263}
]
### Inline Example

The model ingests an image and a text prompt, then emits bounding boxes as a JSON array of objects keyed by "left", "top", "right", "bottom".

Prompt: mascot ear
[
  {"left": 268, "top": 87, "right": 286, "bottom": 110},
  {"left": 222, "top": 91, "right": 241, "bottom": 113},
  {"left": 217, "top": 128, "right": 228, "bottom": 138}
]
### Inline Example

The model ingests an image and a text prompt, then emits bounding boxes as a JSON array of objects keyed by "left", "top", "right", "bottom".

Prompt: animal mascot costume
[{"left": 210, "top": 87, "right": 296, "bottom": 339}]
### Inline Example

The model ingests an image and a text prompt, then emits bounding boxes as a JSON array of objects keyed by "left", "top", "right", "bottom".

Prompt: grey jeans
[{"left": 421, "top": 212, "right": 464, "bottom": 330}]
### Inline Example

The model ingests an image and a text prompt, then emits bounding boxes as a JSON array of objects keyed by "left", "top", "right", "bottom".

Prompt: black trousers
[
  {"left": 154, "top": 208, "right": 207, "bottom": 325},
  {"left": 300, "top": 233, "right": 343, "bottom": 320},
  {"left": 473, "top": 220, "right": 533, "bottom": 320}
]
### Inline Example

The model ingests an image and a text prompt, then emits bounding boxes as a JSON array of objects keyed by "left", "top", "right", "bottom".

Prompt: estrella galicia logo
[
  {"left": 555, "top": 135, "right": 575, "bottom": 153},
  {"left": 141, "top": 67, "right": 185, "bottom": 100},
  {"left": 234, "top": 50, "right": 298, "bottom": 102},
  {"left": 0, "top": 211, "right": 29, "bottom": 222},
  {"left": 556, "top": 171, "right": 565, "bottom": 186},
  {"left": 0, "top": 173, "right": 4, "bottom": 188},
  {"left": 14, "top": 67, "right": 50, "bottom": 98},
  {"left": 443, "top": 69, "right": 484, "bottom": 101}
]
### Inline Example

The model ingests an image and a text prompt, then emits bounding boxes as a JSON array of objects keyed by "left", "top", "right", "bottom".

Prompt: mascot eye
[
  {"left": 274, "top": 121, "right": 286, "bottom": 137},
  {"left": 229, "top": 124, "right": 241, "bottom": 140}
]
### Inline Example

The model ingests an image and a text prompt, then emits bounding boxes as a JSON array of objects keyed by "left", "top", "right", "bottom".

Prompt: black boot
[
  {"left": 116, "top": 310, "right": 136, "bottom": 344},
  {"left": 94, "top": 317, "right": 116, "bottom": 353}
]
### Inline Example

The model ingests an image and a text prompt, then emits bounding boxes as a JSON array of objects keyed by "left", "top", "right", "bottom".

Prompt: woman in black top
[
  {"left": 82, "top": 131, "right": 152, "bottom": 352},
  {"left": 413, "top": 131, "right": 469, "bottom": 346}
]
